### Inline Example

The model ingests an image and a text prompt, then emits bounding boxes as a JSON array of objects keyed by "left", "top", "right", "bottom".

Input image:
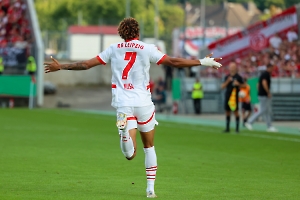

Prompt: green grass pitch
[{"left": 0, "top": 109, "right": 300, "bottom": 200}]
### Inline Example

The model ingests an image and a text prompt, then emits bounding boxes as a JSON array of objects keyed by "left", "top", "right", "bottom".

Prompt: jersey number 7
[{"left": 122, "top": 52, "right": 137, "bottom": 80}]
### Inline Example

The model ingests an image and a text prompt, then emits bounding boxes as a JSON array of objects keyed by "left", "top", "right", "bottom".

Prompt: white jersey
[{"left": 97, "top": 39, "right": 166, "bottom": 108}]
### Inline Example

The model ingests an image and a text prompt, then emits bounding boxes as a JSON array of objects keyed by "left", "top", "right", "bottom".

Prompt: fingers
[
  {"left": 51, "top": 56, "right": 59, "bottom": 64},
  {"left": 214, "top": 57, "right": 222, "bottom": 62},
  {"left": 44, "top": 62, "right": 52, "bottom": 65},
  {"left": 44, "top": 63, "right": 51, "bottom": 73},
  {"left": 211, "top": 61, "right": 222, "bottom": 69},
  {"left": 214, "top": 61, "right": 222, "bottom": 67},
  {"left": 44, "top": 67, "right": 51, "bottom": 73}
]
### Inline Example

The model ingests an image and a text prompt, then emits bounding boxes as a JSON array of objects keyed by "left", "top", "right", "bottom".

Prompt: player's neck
[{"left": 125, "top": 38, "right": 139, "bottom": 42}]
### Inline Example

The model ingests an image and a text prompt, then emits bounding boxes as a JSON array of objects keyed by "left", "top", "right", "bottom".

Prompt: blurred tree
[
  {"left": 35, "top": 0, "right": 184, "bottom": 53},
  {"left": 135, "top": 0, "right": 165, "bottom": 38},
  {"left": 253, "top": 0, "right": 285, "bottom": 11},
  {"left": 285, "top": 0, "right": 299, "bottom": 8},
  {"left": 165, "top": 0, "right": 251, "bottom": 6},
  {"left": 160, "top": 3, "right": 184, "bottom": 53},
  {"left": 166, "top": 0, "right": 292, "bottom": 11},
  {"left": 35, "top": 0, "right": 145, "bottom": 30}
]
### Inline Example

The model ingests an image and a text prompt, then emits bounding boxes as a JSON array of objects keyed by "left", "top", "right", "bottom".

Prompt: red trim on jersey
[
  {"left": 146, "top": 84, "right": 150, "bottom": 90},
  {"left": 125, "top": 38, "right": 139, "bottom": 42},
  {"left": 137, "top": 112, "right": 155, "bottom": 125},
  {"left": 127, "top": 116, "right": 137, "bottom": 121},
  {"left": 157, "top": 55, "right": 167, "bottom": 65},
  {"left": 96, "top": 55, "right": 106, "bottom": 65}
]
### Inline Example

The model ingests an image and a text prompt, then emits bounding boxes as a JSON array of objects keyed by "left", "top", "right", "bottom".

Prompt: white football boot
[
  {"left": 116, "top": 113, "right": 127, "bottom": 130},
  {"left": 146, "top": 191, "right": 157, "bottom": 198},
  {"left": 245, "top": 122, "right": 253, "bottom": 131},
  {"left": 267, "top": 126, "right": 278, "bottom": 132}
]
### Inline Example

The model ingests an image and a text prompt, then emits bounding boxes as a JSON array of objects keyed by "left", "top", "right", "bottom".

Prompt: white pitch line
[
  {"left": 49, "top": 110, "right": 300, "bottom": 143},
  {"left": 159, "top": 123, "right": 300, "bottom": 143},
  {"left": 241, "top": 133, "right": 300, "bottom": 143}
]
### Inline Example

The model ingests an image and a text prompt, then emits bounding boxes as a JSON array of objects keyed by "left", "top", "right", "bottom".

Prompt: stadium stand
[
  {"left": 201, "top": 30, "right": 300, "bottom": 79},
  {"left": 0, "top": 0, "right": 31, "bottom": 74}
]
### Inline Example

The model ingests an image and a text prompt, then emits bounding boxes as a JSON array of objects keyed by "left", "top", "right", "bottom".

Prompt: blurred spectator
[
  {"left": 152, "top": 85, "right": 166, "bottom": 112},
  {"left": 26, "top": 55, "right": 36, "bottom": 75},
  {"left": 191, "top": 78, "right": 203, "bottom": 114},
  {"left": 245, "top": 64, "right": 277, "bottom": 132},
  {"left": 201, "top": 29, "right": 299, "bottom": 79},
  {"left": 155, "top": 77, "right": 165, "bottom": 94},
  {"left": 0, "top": 56, "right": 3, "bottom": 74},
  {"left": 239, "top": 78, "right": 251, "bottom": 126},
  {"left": 26, "top": 55, "right": 36, "bottom": 82},
  {"left": 287, "top": 28, "right": 298, "bottom": 43},
  {"left": 221, "top": 62, "right": 244, "bottom": 133},
  {"left": 164, "top": 64, "right": 173, "bottom": 91},
  {"left": 0, "top": 0, "right": 31, "bottom": 73},
  {"left": 269, "top": 33, "right": 282, "bottom": 49}
]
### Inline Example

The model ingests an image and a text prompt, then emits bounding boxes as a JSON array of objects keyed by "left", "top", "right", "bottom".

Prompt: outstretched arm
[
  {"left": 44, "top": 56, "right": 101, "bottom": 73},
  {"left": 161, "top": 53, "right": 222, "bottom": 69}
]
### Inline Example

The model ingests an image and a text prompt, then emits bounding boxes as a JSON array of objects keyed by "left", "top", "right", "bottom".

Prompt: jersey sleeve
[
  {"left": 97, "top": 45, "right": 112, "bottom": 65},
  {"left": 149, "top": 44, "right": 166, "bottom": 65}
]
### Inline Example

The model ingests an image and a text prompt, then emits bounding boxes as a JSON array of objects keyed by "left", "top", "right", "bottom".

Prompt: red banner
[{"left": 208, "top": 6, "right": 298, "bottom": 64}]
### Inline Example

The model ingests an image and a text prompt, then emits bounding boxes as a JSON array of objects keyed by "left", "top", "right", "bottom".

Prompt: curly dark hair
[{"left": 118, "top": 18, "right": 140, "bottom": 41}]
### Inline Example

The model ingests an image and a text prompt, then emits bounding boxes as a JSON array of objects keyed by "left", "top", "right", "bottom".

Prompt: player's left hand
[
  {"left": 200, "top": 53, "right": 222, "bottom": 69},
  {"left": 44, "top": 56, "right": 61, "bottom": 73}
]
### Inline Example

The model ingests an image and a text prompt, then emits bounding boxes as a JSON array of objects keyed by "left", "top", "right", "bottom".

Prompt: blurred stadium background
[
  {"left": 0, "top": 0, "right": 300, "bottom": 120},
  {"left": 0, "top": 0, "right": 300, "bottom": 199}
]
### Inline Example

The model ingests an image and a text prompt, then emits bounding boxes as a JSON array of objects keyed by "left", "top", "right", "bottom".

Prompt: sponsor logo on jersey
[
  {"left": 118, "top": 42, "right": 144, "bottom": 49},
  {"left": 124, "top": 83, "right": 134, "bottom": 90}
]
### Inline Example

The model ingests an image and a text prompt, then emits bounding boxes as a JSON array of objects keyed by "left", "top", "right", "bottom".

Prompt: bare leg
[{"left": 140, "top": 129, "right": 155, "bottom": 148}]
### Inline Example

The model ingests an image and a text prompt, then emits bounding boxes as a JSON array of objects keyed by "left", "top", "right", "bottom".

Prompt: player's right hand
[
  {"left": 44, "top": 56, "right": 61, "bottom": 73},
  {"left": 199, "top": 53, "right": 222, "bottom": 69}
]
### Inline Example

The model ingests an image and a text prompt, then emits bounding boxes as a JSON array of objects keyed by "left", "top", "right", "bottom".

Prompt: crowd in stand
[
  {"left": 0, "top": 0, "right": 31, "bottom": 70},
  {"left": 200, "top": 29, "right": 300, "bottom": 79}
]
